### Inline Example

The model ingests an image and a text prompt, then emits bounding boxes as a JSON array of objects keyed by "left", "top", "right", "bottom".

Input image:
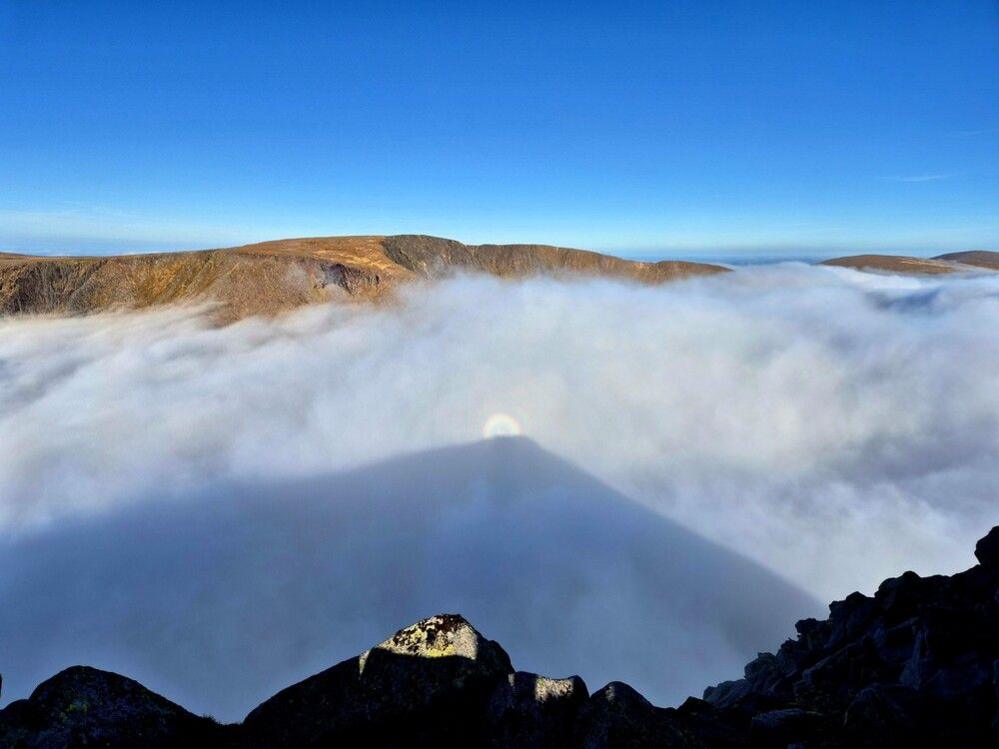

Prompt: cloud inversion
[{"left": 1, "top": 264, "right": 996, "bottom": 718}]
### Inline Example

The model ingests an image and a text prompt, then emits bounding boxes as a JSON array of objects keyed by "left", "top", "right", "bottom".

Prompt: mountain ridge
[
  {"left": 3, "top": 238, "right": 997, "bottom": 323},
  {"left": 0, "top": 235, "right": 727, "bottom": 322}
]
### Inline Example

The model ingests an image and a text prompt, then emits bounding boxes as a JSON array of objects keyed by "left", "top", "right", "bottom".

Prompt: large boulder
[
  {"left": 574, "top": 682, "right": 747, "bottom": 749},
  {"left": 485, "top": 672, "right": 588, "bottom": 748},
  {"left": 574, "top": 681, "right": 666, "bottom": 748},
  {"left": 975, "top": 526, "right": 999, "bottom": 570},
  {"left": 572, "top": 681, "right": 731, "bottom": 749},
  {"left": 242, "top": 614, "right": 514, "bottom": 747},
  {"left": 748, "top": 707, "right": 828, "bottom": 745},
  {"left": 843, "top": 684, "right": 929, "bottom": 742},
  {"left": 0, "top": 666, "right": 222, "bottom": 748}
]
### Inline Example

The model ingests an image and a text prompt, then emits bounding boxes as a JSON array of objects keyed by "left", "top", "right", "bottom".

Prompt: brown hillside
[
  {"left": 821, "top": 254, "right": 965, "bottom": 275},
  {"left": 0, "top": 235, "right": 727, "bottom": 323},
  {"left": 933, "top": 250, "right": 999, "bottom": 270}
]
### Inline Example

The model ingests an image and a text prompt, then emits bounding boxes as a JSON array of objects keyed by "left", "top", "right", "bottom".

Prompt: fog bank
[{"left": 1, "top": 264, "right": 996, "bottom": 716}]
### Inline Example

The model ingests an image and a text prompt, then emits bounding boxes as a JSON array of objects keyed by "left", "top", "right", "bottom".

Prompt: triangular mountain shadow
[{"left": 0, "top": 437, "right": 820, "bottom": 721}]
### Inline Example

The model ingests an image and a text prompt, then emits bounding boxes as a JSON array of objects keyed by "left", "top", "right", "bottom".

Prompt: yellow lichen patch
[{"left": 357, "top": 615, "right": 482, "bottom": 676}]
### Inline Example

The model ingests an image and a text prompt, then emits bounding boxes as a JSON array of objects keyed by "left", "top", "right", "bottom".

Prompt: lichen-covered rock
[
  {"left": 0, "top": 666, "right": 222, "bottom": 748},
  {"left": 242, "top": 614, "right": 514, "bottom": 747}
]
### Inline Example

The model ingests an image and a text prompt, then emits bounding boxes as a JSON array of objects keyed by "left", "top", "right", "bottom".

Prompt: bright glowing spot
[{"left": 482, "top": 412, "right": 522, "bottom": 439}]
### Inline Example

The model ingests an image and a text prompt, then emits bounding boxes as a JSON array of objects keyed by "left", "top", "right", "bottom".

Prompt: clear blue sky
[{"left": 1, "top": 1, "right": 996, "bottom": 257}]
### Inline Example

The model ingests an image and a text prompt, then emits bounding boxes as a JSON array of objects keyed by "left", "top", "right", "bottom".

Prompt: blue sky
[{"left": 1, "top": 1, "right": 996, "bottom": 258}]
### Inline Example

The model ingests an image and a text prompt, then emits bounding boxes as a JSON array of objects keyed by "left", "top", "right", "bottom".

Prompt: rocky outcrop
[
  {"left": 702, "top": 524, "right": 999, "bottom": 746},
  {"left": 2, "top": 527, "right": 997, "bottom": 748},
  {"left": 0, "top": 235, "right": 727, "bottom": 322},
  {"left": 243, "top": 614, "right": 514, "bottom": 747}
]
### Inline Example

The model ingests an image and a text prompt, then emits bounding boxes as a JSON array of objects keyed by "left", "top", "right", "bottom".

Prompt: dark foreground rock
[
  {"left": 702, "top": 524, "right": 999, "bottom": 747},
  {"left": 0, "top": 666, "right": 228, "bottom": 748},
  {"left": 2, "top": 527, "right": 998, "bottom": 748},
  {"left": 243, "top": 613, "right": 514, "bottom": 746}
]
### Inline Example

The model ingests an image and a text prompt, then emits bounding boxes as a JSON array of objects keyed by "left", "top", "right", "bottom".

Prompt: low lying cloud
[{"left": 1, "top": 264, "right": 996, "bottom": 718}]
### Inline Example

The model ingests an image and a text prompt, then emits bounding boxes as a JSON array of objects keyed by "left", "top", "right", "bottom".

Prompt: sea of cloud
[{"left": 0, "top": 263, "right": 996, "bottom": 717}]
